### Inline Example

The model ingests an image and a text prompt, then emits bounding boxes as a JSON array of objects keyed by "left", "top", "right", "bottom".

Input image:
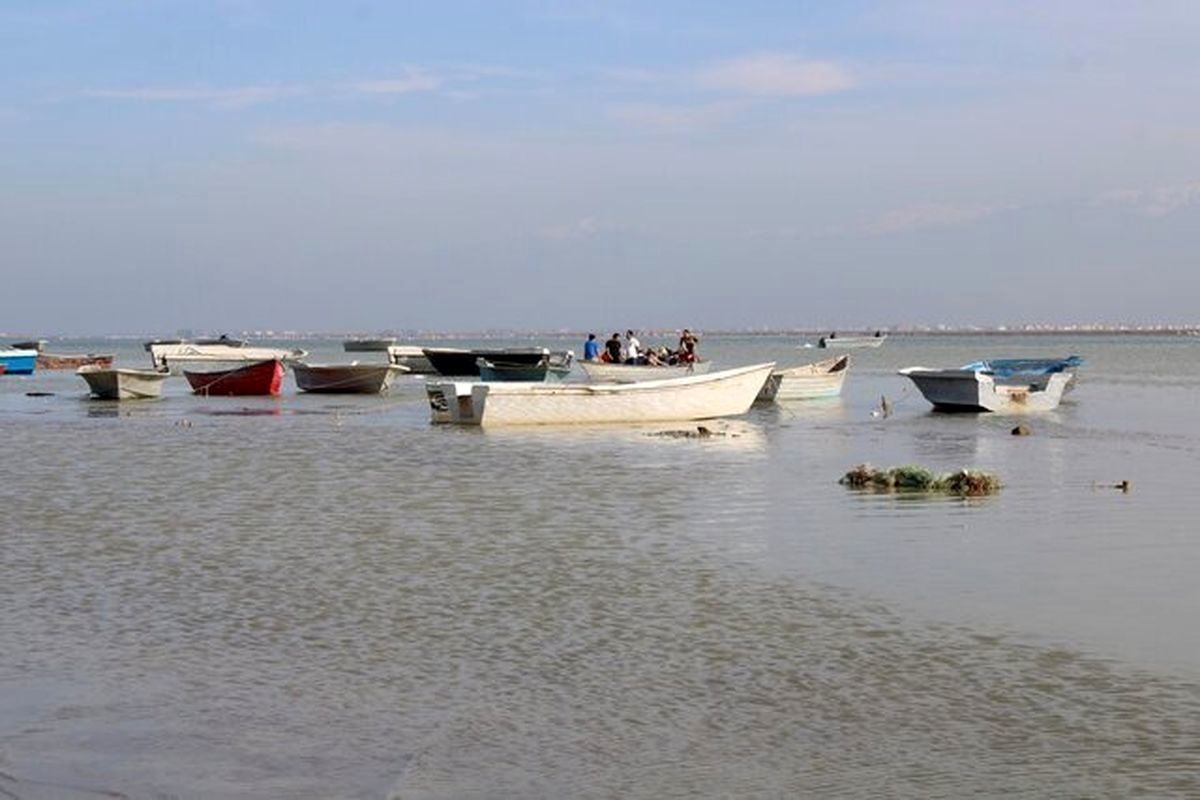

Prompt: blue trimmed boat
[
  {"left": 0, "top": 346, "right": 38, "bottom": 375},
  {"left": 959, "top": 356, "right": 1083, "bottom": 377}
]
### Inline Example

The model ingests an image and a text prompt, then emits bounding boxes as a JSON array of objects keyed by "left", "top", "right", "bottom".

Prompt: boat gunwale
[{"left": 454, "top": 362, "right": 776, "bottom": 397}]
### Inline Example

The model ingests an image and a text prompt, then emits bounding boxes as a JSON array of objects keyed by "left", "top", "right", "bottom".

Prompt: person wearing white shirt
[{"left": 625, "top": 330, "right": 642, "bottom": 364}]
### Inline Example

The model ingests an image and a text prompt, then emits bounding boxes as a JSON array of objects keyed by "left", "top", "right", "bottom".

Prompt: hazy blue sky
[{"left": 3, "top": 1, "right": 1200, "bottom": 334}]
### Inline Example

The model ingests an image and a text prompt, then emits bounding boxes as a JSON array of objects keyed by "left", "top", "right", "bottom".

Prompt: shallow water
[{"left": 1, "top": 334, "right": 1198, "bottom": 798}]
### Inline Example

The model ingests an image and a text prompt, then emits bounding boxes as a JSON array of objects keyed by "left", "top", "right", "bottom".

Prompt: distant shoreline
[{"left": 6, "top": 327, "right": 1200, "bottom": 341}]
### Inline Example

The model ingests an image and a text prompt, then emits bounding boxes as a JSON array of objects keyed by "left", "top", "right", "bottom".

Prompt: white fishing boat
[
  {"left": 77, "top": 365, "right": 170, "bottom": 399},
  {"left": 578, "top": 360, "right": 712, "bottom": 383},
  {"left": 757, "top": 355, "right": 849, "bottom": 402},
  {"left": 145, "top": 339, "right": 307, "bottom": 373},
  {"left": 899, "top": 367, "right": 1073, "bottom": 412},
  {"left": 343, "top": 337, "right": 396, "bottom": 352},
  {"left": 427, "top": 362, "right": 775, "bottom": 426},
  {"left": 817, "top": 333, "right": 886, "bottom": 349}
]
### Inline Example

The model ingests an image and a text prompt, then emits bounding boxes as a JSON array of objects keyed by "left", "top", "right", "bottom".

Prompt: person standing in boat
[
  {"left": 677, "top": 329, "right": 699, "bottom": 363},
  {"left": 604, "top": 332, "right": 623, "bottom": 363},
  {"left": 583, "top": 333, "right": 600, "bottom": 361},
  {"left": 625, "top": 330, "right": 642, "bottom": 364}
]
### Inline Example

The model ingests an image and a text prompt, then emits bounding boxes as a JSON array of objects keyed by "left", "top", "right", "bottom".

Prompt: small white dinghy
[
  {"left": 899, "top": 367, "right": 1073, "bottom": 412},
  {"left": 757, "top": 355, "right": 849, "bottom": 402},
  {"left": 77, "top": 365, "right": 170, "bottom": 400},
  {"left": 427, "top": 362, "right": 775, "bottom": 426}
]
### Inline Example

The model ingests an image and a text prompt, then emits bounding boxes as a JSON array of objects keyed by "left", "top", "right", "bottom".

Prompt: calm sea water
[{"left": 1, "top": 334, "right": 1198, "bottom": 798}]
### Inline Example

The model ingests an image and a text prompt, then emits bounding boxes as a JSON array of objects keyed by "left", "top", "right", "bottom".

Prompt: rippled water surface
[{"left": 2, "top": 334, "right": 1198, "bottom": 798}]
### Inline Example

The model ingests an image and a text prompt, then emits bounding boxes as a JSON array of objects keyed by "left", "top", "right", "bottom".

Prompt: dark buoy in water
[{"left": 1011, "top": 424, "right": 1032, "bottom": 436}]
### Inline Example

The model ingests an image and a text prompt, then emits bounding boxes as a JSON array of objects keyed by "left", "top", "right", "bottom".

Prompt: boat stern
[{"left": 425, "top": 381, "right": 488, "bottom": 424}]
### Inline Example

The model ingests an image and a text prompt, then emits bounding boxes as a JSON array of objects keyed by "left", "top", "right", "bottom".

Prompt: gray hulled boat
[
  {"left": 899, "top": 367, "right": 1073, "bottom": 412},
  {"left": 77, "top": 365, "right": 170, "bottom": 400},
  {"left": 292, "top": 363, "right": 409, "bottom": 393}
]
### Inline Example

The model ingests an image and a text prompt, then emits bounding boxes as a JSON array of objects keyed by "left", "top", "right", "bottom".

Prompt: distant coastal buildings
[{"left": 4, "top": 324, "right": 1199, "bottom": 340}]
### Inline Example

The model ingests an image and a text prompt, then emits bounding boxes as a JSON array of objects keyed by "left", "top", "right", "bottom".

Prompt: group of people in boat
[{"left": 583, "top": 329, "right": 699, "bottom": 366}]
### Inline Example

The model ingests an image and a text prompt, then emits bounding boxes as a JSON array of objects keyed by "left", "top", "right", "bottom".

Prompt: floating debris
[
  {"left": 25, "top": 391, "right": 55, "bottom": 397},
  {"left": 840, "top": 463, "right": 1002, "bottom": 496},
  {"left": 649, "top": 425, "right": 722, "bottom": 439},
  {"left": 1011, "top": 424, "right": 1032, "bottom": 436}
]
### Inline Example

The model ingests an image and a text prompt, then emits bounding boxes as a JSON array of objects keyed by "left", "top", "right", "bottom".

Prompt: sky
[{"left": 3, "top": 0, "right": 1200, "bottom": 335}]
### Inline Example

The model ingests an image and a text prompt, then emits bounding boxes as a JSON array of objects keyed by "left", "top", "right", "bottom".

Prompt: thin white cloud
[
  {"left": 698, "top": 53, "right": 854, "bottom": 97},
  {"left": 867, "top": 203, "right": 1000, "bottom": 234},
  {"left": 1093, "top": 180, "right": 1200, "bottom": 216},
  {"left": 351, "top": 69, "right": 441, "bottom": 95},
  {"left": 84, "top": 85, "right": 297, "bottom": 109}
]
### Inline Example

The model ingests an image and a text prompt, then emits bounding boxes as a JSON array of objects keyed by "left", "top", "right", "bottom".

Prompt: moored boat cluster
[{"left": 3, "top": 334, "right": 1086, "bottom": 429}]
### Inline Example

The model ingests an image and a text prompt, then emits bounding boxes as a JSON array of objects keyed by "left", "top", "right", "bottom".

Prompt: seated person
[
  {"left": 604, "top": 332, "right": 623, "bottom": 363},
  {"left": 583, "top": 333, "right": 600, "bottom": 361}
]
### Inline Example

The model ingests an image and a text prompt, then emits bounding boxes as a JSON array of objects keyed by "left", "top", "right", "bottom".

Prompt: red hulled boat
[{"left": 184, "top": 359, "right": 284, "bottom": 396}]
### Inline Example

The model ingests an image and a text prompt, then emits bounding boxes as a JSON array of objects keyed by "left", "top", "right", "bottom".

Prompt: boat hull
[
  {"left": 423, "top": 347, "right": 564, "bottom": 376},
  {"left": 292, "top": 363, "right": 408, "bottom": 393},
  {"left": 578, "top": 360, "right": 712, "bottom": 383},
  {"left": 477, "top": 361, "right": 571, "bottom": 382},
  {"left": 38, "top": 353, "right": 115, "bottom": 370},
  {"left": 0, "top": 349, "right": 38, "bottom": 375},
  {"left": 427, "top": 362, "right": 775, "bottom": 426},
  {"left": 148, "top": 342, "right": 307, "bottom": 373},
  {"left": 343, "top": 338, "right": 396, "bottom": 352},
  {"left": 818, "top": 335, "right": 886, "bottom": 349},
  {"left": 185, "top": 359, "right": 284, "bottom": 396},
  {"left": 900, "top": 368, "right": 1072, "bottom": 412},
  {"left": 386, "top": 346, "right": 437, "bottom": 374},
  {"left": 77, "top": 366, "right": 170, "bottom": 399},
  {"left": 758, "top": 356, "right": 849, "bottom": 402}
]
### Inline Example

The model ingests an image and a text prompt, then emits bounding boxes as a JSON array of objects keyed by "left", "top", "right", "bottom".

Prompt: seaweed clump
[{"left": 839, "top": 464, "right": 1001, "bottom": 496}]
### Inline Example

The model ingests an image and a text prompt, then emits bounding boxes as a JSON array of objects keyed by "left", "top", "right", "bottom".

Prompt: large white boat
[
  {"left": 817, "top": 333, "right": 886, "bottom": 349},
  {"left": 145, "top": 338, "right": 307, "bottom": 373},
  {"left": 427, "top": 362, "right": 775, "bottom": 426},
  {"left": 757, "top": 355, "right": 849, "bottom": 402},
  {"left": 77, "top": 365, "right": 171, "bottom": 399},
  {"left": 578, "top": 360, "right": 711, "bottom": 383},
  {"left": 899, "top": 367, "right": 1073, "bottom": 412}
]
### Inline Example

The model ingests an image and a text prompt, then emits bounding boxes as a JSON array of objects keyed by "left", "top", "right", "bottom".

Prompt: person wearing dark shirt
[{"left": 604, "top": 332, "right": 623, "bottom": 363}]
